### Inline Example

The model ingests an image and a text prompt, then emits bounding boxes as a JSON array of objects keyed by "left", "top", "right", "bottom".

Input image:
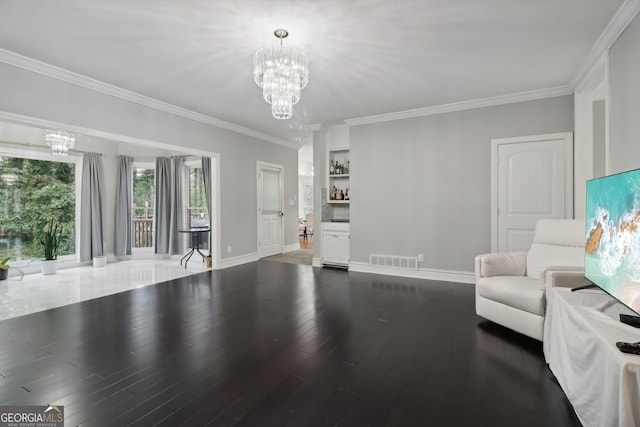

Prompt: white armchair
[{"left": 475, "top": 219, "right": 587, "bottom": 340}]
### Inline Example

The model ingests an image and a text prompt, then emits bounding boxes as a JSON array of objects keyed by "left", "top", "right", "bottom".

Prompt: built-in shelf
[{"left": 327, "top": 148, "right": 350, "bottom": 204}]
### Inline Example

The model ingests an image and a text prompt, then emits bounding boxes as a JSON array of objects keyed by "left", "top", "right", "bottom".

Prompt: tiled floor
[{"left": 0, "top": 258, "right": 210, "bottom": 321}]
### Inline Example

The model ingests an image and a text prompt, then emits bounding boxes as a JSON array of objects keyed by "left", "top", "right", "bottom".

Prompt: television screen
[{"left": 585, "top": 168, "right": 640, "bottom": 316}]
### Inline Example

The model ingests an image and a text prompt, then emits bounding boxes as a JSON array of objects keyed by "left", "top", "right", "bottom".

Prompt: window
[
  {"left": 187, "top": 165, "right": 208, "bottom": 228},
  {"left": 0, "top": 154, "right": 77, "bottom": 262},
  {"left": 132, "top": 165, "right": 155, "bottom": 249},
  {"left": 185, "top": 161, "right": 208, "bottom": 251},
  {"left": 303, "top": 183, "right": 313, "bottom": 215}
]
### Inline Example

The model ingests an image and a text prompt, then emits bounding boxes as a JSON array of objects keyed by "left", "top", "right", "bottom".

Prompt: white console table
[{"left": 544, "top": 287, "right": 640, "bottom": 427}]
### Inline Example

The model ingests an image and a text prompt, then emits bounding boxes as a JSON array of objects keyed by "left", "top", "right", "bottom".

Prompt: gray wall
[
  {"left": 0, "top": 62, "right": 299, "bottom": 262},
  {"left": 592, "top": 100, "right": 606, "bottom": 178},
  {"left": 349, "top": 96, "right": 574, "bottom": 272},
  {"left": 609, "top": 12, "right": 640, "bottom": 174}
]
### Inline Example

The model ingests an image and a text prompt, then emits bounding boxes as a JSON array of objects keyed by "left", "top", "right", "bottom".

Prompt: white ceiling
[{"left": 0, "top": 0, "right": 628, "bottom": 145}]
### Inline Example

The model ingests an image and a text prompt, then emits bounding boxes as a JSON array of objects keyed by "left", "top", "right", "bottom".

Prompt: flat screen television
[{"left": 585, "top": 168, "right": 640, "bottom": 316}]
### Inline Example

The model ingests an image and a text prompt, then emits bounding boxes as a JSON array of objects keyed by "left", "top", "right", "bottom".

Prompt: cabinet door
[{"left": 322, "top": 231, "right": 349, "bottom": 265}]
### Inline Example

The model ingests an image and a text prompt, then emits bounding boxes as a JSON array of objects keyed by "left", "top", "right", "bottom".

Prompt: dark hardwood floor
[{"left": 0, "top": 261, "right": 580, "bottom": 426}]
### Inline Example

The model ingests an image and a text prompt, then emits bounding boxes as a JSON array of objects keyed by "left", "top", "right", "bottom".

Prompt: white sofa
[{"left": 474, "top": 219, "right": 587, "bottom": 341}]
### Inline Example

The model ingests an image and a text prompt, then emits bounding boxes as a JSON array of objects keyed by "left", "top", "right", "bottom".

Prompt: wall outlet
[
  {"left": 418, "top": 254, "right": 424, "bottom": 263},
  {"left": 227, "top": 246, "right": 232, "bottom": 254}
]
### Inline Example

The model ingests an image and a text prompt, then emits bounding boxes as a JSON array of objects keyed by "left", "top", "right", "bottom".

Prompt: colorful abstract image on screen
[{"left": 585, "top": 168, "right": 640, "bottom": 315}]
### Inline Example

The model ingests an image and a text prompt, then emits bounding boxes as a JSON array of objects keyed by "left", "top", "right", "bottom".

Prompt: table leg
[{"left": 180, "top": 248, "right": 195, "bottom": 268}]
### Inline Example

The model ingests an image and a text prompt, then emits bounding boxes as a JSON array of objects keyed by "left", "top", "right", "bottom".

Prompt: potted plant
[
  {"left": 0, "top": 256, "right": 10, "bottom": 280},
  {"left": 40, "top": 219, "right": 62, "bottom": 275}
]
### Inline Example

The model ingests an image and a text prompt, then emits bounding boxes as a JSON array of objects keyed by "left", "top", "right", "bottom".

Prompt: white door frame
[
  {"left": 257, "top": 161, "right": 284, "bottom": 258},
  {"left": 490, "top": 132, "right": 573, "bottom": 252}
]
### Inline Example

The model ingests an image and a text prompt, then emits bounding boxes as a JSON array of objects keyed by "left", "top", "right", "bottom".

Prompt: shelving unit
[
  {"left": 322, "top": 130, "right": 350, "bottom": 269},
  {"left": 327, "top": 148, "right": 350, "bottom": 203}
]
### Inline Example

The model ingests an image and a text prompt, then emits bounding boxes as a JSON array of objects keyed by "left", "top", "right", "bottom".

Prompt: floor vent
[{"left": 369, "top": 254, "right": 418, "bottom": 270}]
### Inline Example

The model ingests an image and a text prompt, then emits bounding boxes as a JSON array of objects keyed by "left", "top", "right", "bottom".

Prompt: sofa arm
[
  {"left": 544, "top": 268, "right": 589, "bottom": 293},
  {"left": 475, "top": 252, "right": 527, "bottom": 278}
]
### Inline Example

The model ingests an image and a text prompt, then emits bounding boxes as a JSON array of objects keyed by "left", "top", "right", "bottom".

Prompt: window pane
[
  {"left": 132, "top": 167, "right": 155, "bottom": 248},
  {"left": 303, "top": 184, "right": 313, "bottom": 214},
  {"left": 188, "top": 167, "right": 208, "bottom": 227},
  {"left": 188, "top": 166, "right": 208, "bottom": 250},
  {"left": 0, "top": 156, "right": 75, "bottom": 261}
]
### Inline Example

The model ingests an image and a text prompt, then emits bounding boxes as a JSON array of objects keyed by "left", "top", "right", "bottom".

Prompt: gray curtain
[
  {"left": 201, "top": 157, "right": 212, "bottom": 254},
  {"left": 80, "top": 153, "right": 105, "bottom": 262},
  {"left": 168, "top": 157, "right": 185, "bottom": 255},
  {"left": 154, "top": 157, "right": 171, "bottom": 254},
  {"left": 114, "top": 156, "right": 132, "bottom": 257}
]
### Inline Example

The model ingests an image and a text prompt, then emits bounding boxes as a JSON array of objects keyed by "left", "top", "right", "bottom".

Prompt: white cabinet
[{"left": 321, "top": 222, "right": 350, "bottom": 267}]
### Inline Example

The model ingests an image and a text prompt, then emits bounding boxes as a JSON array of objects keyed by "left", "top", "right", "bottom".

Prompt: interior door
[
  {"left": 491, "top": 133, "right": 573, "bottom": 252},
  {"left": 257, "top": 162, "right": 283, "bottom": 258}
]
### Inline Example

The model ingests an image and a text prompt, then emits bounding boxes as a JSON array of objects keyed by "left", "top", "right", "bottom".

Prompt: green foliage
[
  {"left": 133, "top": 168, "right": 155, "bottom": 218},
  {"left": 0, "top": 255, "right": 10, "bottom": 269},
  {"left": 40, "top": 219, "right": 62, "bottom": 260},
  {"left": 0, "top": 156, "right": 75, "bottom": 260}
]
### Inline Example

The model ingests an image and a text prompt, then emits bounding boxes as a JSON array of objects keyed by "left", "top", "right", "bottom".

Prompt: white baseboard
[
  {"left": 219, "top": 252, "right": 259, "bottom": 269},
  {"left": 348, "top": 262, "right": 474, "bottom": 284},
  {"left": 284, "top": 243, "right": 300, "bottom": 253},
  {"left": 312, "top": 257, "right": 323, "bottom": 267}
]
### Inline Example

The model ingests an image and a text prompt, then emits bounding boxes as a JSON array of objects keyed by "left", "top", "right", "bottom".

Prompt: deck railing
[{"left": 133, "top": 218, "right": 153, "bottom": 248}]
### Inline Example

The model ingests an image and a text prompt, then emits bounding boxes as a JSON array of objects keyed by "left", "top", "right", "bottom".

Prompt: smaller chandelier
[
  {"left": 44, "top": 129, "right": 75, "bottom": 156},
  {"left": 254, "top": 29, "right": 309, "bottom": 120}
]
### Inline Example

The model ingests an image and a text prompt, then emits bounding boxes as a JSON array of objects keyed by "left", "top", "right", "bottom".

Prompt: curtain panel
[
  {"left": 154, "top": 157, "right": 171, "bottom": 254},
  {"left": 168, "top": 157, "right": 185, "bottom": 255},
  {"left": 79, "top": 153, "right": 105, "bottom": 262},
  {"left": 114, "top": 155, "right": 132, "bottom": 257},
  {"left": 201, "top": 157, "right": 212, "bottom": 254}
]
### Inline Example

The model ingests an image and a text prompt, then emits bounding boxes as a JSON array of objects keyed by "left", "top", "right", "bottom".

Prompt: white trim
[
  {"left": 568, "top": 0, "right": 640, "bottom": 90},
  {"left": 0, "top": 111, "right": 221, "bottom": 158},
  {"left": 312, "top": 257, "right": 322, "bottom": 267},
  {"left": 212, "top": 154, "right": 221, "bottom": 270},
  {"left": 490, "top": 132, "right": 574, "bottom": 252},
  {"left": 348, "top": 262, "right": 474, "bottom": 284},
  {"left": 0, "top": 49, "right": 299, "bottom": 150},
  {"left": 284, "top": 243, "right": 300, "bottom": 253},
  {"left": 344, "top": 86, "right": 571, "bottom": 126},
  {"left": 573, "top": 53, "right": 607, "bottom": 94},
  {"left": 219, "top": 252, "right": 259, "bottom": 269},
  {"left": 256, "top": 161, "right": 285, "bottom": 259}
]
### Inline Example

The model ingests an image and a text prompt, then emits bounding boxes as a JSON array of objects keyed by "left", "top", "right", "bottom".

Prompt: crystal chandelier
[
  {"left": 254, "top": 29, "right": 309, "bottom": 120},
  {"left": 44, "top": 129, "right": 75, "bottom": 156}
]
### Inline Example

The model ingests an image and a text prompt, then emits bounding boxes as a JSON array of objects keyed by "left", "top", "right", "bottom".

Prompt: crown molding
[
  {"left": 0, "top": 49, "right": 298, "bottom": 150},
  {"left": 568, "top": 0, "right": 640, "bottom": 90},
  {"left": 0, "top": 110, "right": 195, "bottom": 153},
  {"left": 344, "top": 86, "right": 572, "bottom": 126}
]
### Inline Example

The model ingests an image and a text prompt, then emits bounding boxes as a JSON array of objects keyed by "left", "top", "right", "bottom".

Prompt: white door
[
  {"left": 491, "top": 133, "right": 573, "bottom": 252},
  {"left": 257, "top": 162, "right": 284, "bottom": 258}
]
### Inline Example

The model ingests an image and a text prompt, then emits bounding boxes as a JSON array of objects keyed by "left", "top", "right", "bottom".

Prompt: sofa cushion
[{"left": 477, "top": 276, "right": 545, "bottom": 316}]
